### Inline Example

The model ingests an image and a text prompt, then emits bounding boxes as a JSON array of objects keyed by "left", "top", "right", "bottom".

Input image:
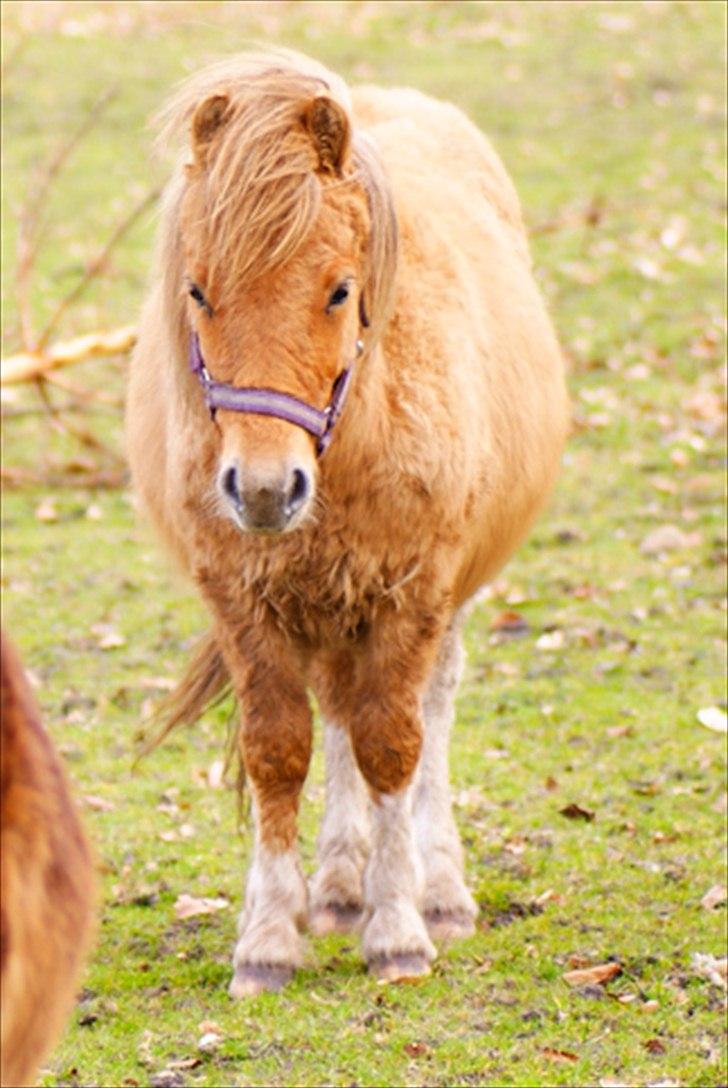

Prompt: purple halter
[{"left": 188, "top": 332, "right": 360, "bottom": 457}]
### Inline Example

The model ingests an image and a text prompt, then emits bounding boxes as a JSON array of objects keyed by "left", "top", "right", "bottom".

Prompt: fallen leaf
[
  {"left": 640, "top": 525, "right": 701, "bottom": 555},
  {"left": 691, "top": 953, "right": 727, "bottom": 988},
  {"left": 149, "top": 1072, "right": 185, "bottom": 1088},
  {"left": 559, "top": 803, "right": 595, "bottom": 822},
  {"left": 90, "top": 623, "right": 126, "bottom": 650},
  {"left": 198, "top": 1020, "right": 223, "bottom": 1035},
  {"left": 700, "top": 884, "right": 727, "bottom": 910},
  {"left": 403, "top": 1041, "right": 429, "bottom": 1057},
  {"left": 82, "top": 794, "right": 116, "bottom": 812},
  {"left": 607, "top": 724, "right": 634, "bottom": 738},
  {"left": 644, "top": 1038, "right": 666, "bottom": 1055},
  {"left": 197, "top": 1031, "right": 222, "bottom": 1053},
  {"left": 35, "top": 498, "right": 58, "bottom": 522},
  {"left": 563, "top": 961, "right": 621, "bottom": 987},
  {"left": 490, "top": 610, "right": 530, "bottom": 636},
  {"left": 697, "top": 707, "right": 727, "bottom": 733},
  {"left": 173, "top": 894, "right": 229, "bottom": 920},
  {"left": 599, "top": 1079, "right": 628, "bottom": 1088},
  {"left": 536, "top": 629, "right": 565, "bottom": 651},
  {"left": 207, "top": 759, "right": 225, "bottom": 789},
  {"left": 542, "top": 1047, "right": 579, "bottom": 1063},
  {"left": 167, "top": 1057, "right": 202, "bottom": 1070}
]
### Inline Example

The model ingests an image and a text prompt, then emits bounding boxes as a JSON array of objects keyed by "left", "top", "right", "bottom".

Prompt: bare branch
[
  {"left": 15, "top": 87, "right": 118, "bottom": 351},
  {"left": 1, "top": 325, "right": 137, "bottom": 386},
  {"left": 36, "top": 186, "right": 160, "bottom": 351}
]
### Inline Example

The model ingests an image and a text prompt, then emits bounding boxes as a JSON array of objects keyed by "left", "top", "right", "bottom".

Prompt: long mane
[{"left": 154, "top": 49, "right": 398, "bottom": 350}]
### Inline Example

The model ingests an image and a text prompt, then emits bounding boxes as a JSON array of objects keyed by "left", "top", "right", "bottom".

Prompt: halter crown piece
[{"left": 188, "top": 333, "right": 363, "bottom": 457}]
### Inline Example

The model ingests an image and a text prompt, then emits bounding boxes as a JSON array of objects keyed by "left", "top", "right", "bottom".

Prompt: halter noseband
[{"left": 188, "top": 333, "right": 362, "bottom": 458}]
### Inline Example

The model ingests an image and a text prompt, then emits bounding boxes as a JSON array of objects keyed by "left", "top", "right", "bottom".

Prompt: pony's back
[{"left": 1, "top": 635, "right": 95, "bottom": 1088}]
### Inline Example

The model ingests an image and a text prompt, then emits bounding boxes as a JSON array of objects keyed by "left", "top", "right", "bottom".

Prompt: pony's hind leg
[
  {"left": 309, "top": 721, "right": 370, "bottom": 935},
  {"left": 414, "top": 613, "right": 478, "bottom": 942},
  {"left": 214, "top": 623, "right": 312, "bottom": 998}
]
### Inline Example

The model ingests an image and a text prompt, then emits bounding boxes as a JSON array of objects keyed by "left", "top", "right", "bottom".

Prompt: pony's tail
[{"left": 135, "top": 630, "right": 231, "bottom": 760}]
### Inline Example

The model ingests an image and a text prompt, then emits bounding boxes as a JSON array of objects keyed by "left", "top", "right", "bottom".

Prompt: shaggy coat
[
  {"left": 127, "top": 51, "right": 569, "bottom": 993},
  {"left": 1, "top": 635, "right": 95, "bottom": 1087}
]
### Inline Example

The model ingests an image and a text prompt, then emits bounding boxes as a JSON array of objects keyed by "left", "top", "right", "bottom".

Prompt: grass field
[{"left": 1, "top": 2, "right": 726, "bottom": 1086}]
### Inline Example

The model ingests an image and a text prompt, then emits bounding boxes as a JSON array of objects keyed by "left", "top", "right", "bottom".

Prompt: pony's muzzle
[{"left": 219, "top": 458, "right": 312, "bottom": 533}]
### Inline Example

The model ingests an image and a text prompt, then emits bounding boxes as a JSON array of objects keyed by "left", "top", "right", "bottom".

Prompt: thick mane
[{"left": 155, "top": 50, "right": 397, "bottom": 346}]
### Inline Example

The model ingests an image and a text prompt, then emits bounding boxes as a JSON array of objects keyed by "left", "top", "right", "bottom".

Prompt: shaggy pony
[{"left": 127, "top": 49, "right": 569, "bottom": 994}]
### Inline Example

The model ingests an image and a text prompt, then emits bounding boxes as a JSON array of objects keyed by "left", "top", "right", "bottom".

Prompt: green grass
[{"left": 1, "top": 2, "right": 726, "bottom": 1086}]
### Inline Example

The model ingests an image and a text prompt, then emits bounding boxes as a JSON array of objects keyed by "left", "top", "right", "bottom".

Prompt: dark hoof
[
  {"left": 368, "top": 952, "right": 432, "bottom": 983},
  {"left": 229, "top": 962, "right": 294, "bottom": 997},
  {"left": 309, "top": 902, "right": 363, "bottom": 936},
  {"left": 424, "top": 908, "right": 476, "bottom": 943}
]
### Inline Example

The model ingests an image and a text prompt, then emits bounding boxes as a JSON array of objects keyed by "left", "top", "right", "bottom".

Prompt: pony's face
[{"left": 180, "top": 91, "right": 371, "bottom": 535}]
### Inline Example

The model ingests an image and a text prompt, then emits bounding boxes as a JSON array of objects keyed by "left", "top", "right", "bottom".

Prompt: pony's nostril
[
  {"left": 286, "top": 468, "right": 310, "bottom": 515},
  {"left": 222, "top": 465, "right": 241, "bottom": 507}
]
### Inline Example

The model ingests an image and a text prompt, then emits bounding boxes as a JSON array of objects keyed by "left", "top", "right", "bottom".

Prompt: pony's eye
[
  {"left": 189, "top": 283, "right": 207, "bottom": 307},
  {"left": 327, "top": 283, "right": 350, "bottom": 310}
]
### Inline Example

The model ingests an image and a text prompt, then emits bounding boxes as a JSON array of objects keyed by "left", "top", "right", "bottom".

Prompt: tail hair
[{"left": 136, "top": 630, "right": 231, "bottom": 760}]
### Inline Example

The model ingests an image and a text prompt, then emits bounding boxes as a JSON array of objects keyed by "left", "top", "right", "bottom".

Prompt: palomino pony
[{"left": 126, "top": 50, "right": 569, "bottom": 995}]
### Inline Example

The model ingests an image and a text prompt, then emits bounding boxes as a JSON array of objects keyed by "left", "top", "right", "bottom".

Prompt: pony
[
  {"left": 126, "top": 50, "right": 569, "bottom": 995},
  {"left": 1, "top": 633, "right": 95, "bottom": 1086}
]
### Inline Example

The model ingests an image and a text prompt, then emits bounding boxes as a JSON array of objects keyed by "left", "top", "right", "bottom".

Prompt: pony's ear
[
  {"left": 190, "top": 93, "right": 231, "bottom": 168},
  {"left": 302, "top": 94, "right": 351, "bottom": 176}
]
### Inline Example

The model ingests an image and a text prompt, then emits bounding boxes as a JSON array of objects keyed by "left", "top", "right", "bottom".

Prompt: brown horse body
[
  {"left": 1, "top": 635, "right": 95, "bottom": 1086},
  {"left": 127, "top": 51, "right": 569, "bottom": 993}
]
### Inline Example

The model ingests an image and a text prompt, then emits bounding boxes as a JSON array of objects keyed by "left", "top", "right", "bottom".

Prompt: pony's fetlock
[{"left": 362, "top": 899, "right": 436, "bottom": 981}]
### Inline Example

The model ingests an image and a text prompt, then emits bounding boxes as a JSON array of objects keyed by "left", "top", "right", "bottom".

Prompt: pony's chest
[{"left": 238, "top": 535, "right": 422, "bottom": 646}]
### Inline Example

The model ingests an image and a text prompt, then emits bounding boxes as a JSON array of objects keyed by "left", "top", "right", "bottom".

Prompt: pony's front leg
[
  {"left": 319, "top": 621, "right": 440, "bottom": 981},
  {"left": 414, "top": 616, "right": 478, "bottom": 942},
  {"left": 308, "top": 720, "right": 370, "bottom": 935},
  {"left": 219, "top": 630, "right": 312, "bottom": 998}
]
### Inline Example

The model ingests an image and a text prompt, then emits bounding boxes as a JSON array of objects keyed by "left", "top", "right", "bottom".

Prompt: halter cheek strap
[{"left": 188, "top": 333, "right": 360, "bottom": 457}]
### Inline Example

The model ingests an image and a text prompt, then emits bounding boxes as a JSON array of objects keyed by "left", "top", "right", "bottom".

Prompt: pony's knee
[{"left": 350, "top": 713, "right": 423, "bottom": 795}]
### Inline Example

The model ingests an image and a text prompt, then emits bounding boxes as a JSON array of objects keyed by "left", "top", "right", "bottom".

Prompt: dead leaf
[
  {"left": 559, "top": 803, "right": 595, "bottom": 822},
  {"left": 490, "top": 610, "right": 530, "bottom": 636},
  {"left": 536, "top": 629, "right": 565, "bottom": 651},
  {"left": 700, "top": 885, "right": 727, "bottom": 910},
  {"left": 542, "top": 1047, "right": 579, "bottom": 1063},
  {"left": 207, "top": 759, "right": 225, "bottom": 789},
  {"left": 91, "top": 623, "right": 126, "bottom": 650},
  {"left": 149, "top": 1073, "right": 185, "bottom": 1088},
  {"left": 644, "top": 1038, "right": 666, "bottom": 1055},
  {"left": 691, "top": 953, "right": 727, "bottom": 989},
  {"left": 403, "top": 1041, "right": 429, "bottom": 1058},
  {"left": 697, "top": 707, "right": 727, "bottom": 733},
  {"left": 35, "top": 498, "right": 58, "bottom": 522},
  {"left": 82, "top": 794, "right": 115, "bottom": 812},
  {"left": 607, "top": 724, "right": 634, "bottom": 738},
  {"left": 173, "top": 894, "right": 229, "bottom": 920},
  {"left": 198, "top": 1020, "right": 223, "bottom": 1035},
  {"left": 640, "top": 525, "right": 701, "bottom": 555},
  {"left": 563, "top": 961, "right": 621, "bottom": 987},
  {"left": 197, "top": 1031, "right": 222, "bottom": 1053},
  {"left": 599, "top": 1079, "right": 628, "bottom": 1088}
]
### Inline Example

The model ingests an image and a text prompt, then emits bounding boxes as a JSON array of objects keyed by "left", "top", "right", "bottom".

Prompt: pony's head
[{"left": 159, "top": 53, "right": 397, "bottom": 534}]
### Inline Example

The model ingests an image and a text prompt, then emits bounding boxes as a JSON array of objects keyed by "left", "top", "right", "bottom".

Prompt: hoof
[
  {"left": 369, "top": 953, "right": 432, "bottom": 984},
  {"left": 424, "top": 908, "right": 476, "bottom": 943},
  {"left": 229, "top": 963, "right": 293, "bottom": 998},
  {"left": 309, "top": 902, "right": 363, "bottom": 936}
]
